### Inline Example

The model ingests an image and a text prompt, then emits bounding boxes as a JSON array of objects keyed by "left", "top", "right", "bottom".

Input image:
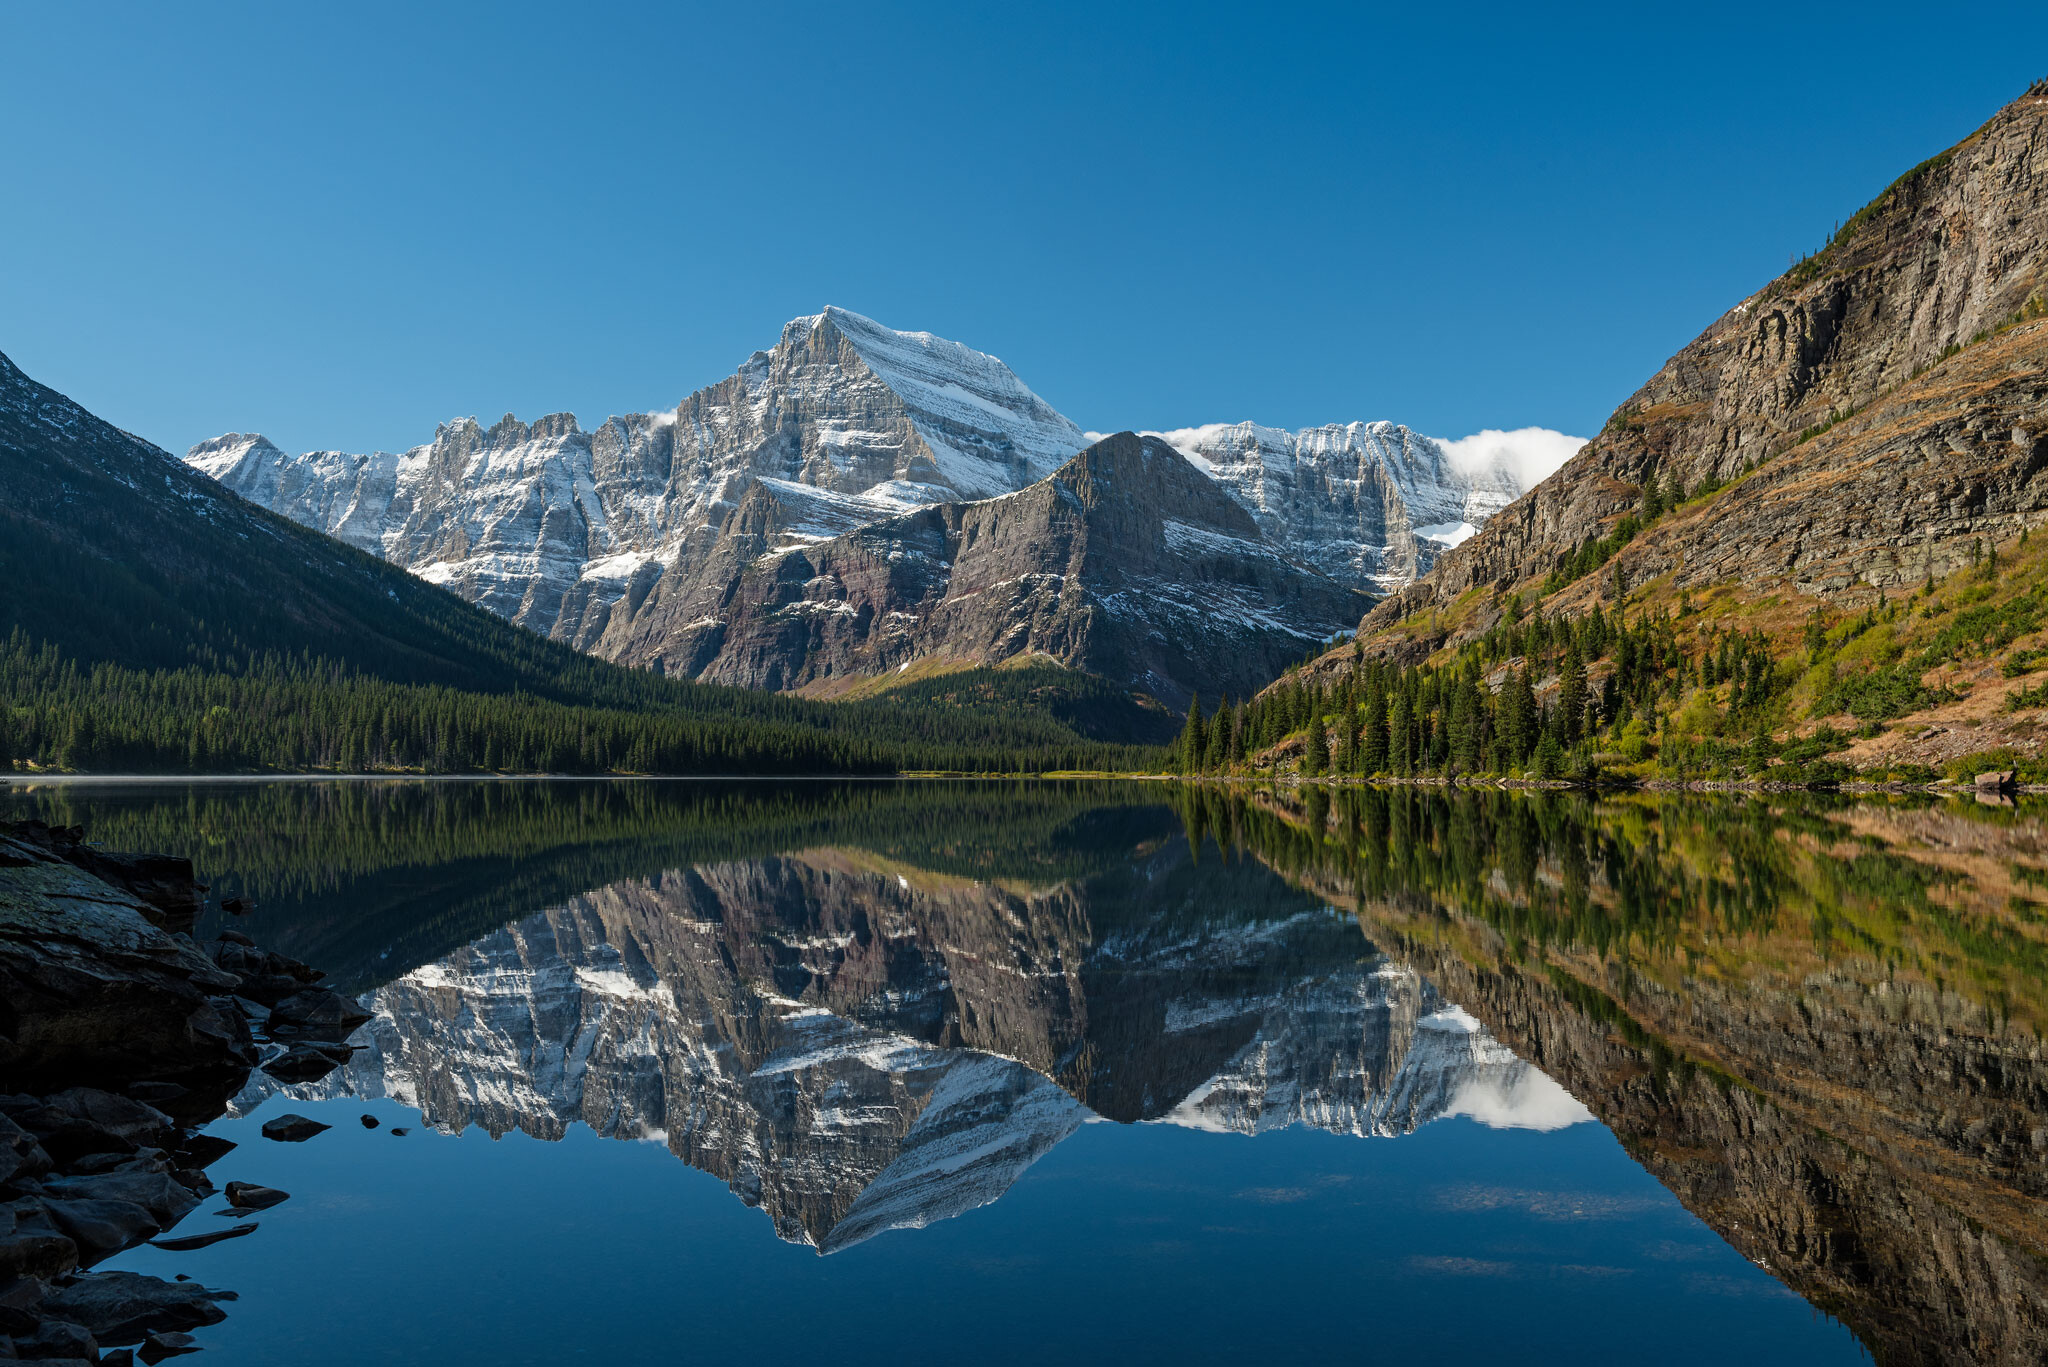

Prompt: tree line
[
  {"left": 0, "top": 633, "right": 1163, "bottom": 776},
  {"left": 1174, "top": 600, "right": 1785, "bottom": 780}
]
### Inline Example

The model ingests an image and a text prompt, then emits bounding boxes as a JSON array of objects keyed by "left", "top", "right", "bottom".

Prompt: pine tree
[
  {"left": 1203, "top": 696, "right": 1230, "bottom": 770},
  {"left": 1177, "top": 694, "right": 1207, "bottom": 773},
  {"left": 1558, "top": 640, "right": 1588, "bottom": 745},
  {"left": 1304, "top": 700, "right": 1329, "bottom": 777},
  {"left": 1449, "top": 674, "right": 1484, "bottom": 771},
  {"left": 1336, "top": 681, "right": 1359, "bottom": 773},
  {"left": 1361, "top": 685, "right": 1388, "bottom": 774},
  {"left": 1499, "top": 668, "right": 1536, "bottom": 770}
]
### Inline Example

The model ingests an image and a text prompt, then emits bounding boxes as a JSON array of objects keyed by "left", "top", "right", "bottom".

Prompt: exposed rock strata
[
  {"left": 1160, "top": 421, "right": 1520, "bottom": 590},
  {"left": 185, "top": 310, "right": 1528, "bottom": 690},
  {"left": 1364, "top": 87, "right": 2048, "bottom": 644},
  {"left": 595, "top": 433, "right": 1368, "bottom": 705},
  {"left": 189, "top": 307, "right": 1089, "bottom": 646}
]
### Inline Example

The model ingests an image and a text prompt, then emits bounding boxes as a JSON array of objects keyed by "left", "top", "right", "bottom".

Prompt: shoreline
[
  {"left": 5, "top": 771, "right": 2039, "bottom": 799},
  {"left": 1, "top": 820, "right": 367, "bottom": 1360}
]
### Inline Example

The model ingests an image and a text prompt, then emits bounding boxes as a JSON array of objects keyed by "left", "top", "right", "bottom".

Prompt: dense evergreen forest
[
  {"left": 1176, "top": 598, "right": 1852, "bottom": 783},
  {"left": 1182, "top": 479, "right": 2048, "bottom": 786},
  {"left": 0, "top": 635, "right": 1164, "bottom": 775}
]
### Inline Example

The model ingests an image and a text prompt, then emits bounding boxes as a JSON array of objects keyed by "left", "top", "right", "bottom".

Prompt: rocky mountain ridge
[
  {"left": 593, "top": 432, "right": 1368, "bottom": 705},
  {"left": 1157, "top": 420, "right": 1520, "bottom": 590},
  {"left": 1360, "top": 86, "right": 2048, "bottom": 651},
  {"left": 187, "top": 308, "right": 1525, "bottom": 698}
]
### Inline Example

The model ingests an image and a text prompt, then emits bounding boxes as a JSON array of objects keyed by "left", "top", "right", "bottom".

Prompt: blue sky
[{"left": 5, "top": 2, "right": 2045, "bottom": 460}]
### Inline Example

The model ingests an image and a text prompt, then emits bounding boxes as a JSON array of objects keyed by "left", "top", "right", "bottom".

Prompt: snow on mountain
[
  {"left": 1148, "top": 420, "right": 1526, "bottom": 592},
  {"left": 187, "top": 307, "right": 1088, "bottom": 647},
  {"left": 186, "top": 310, "right": 1541, "bottom": 671}
]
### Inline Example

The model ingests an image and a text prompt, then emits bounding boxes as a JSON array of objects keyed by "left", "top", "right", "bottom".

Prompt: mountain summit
[
  {"left": 189, "top": 307, "right": 1088, "bottom": 648},
  {"left": 184, "top": 308, "right": 1526, "bottom": 701}
]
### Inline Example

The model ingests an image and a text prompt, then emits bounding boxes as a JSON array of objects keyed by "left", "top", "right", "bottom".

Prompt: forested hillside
[{"left": 1200, "top": 84, "right": 2048, "bottom": 786}]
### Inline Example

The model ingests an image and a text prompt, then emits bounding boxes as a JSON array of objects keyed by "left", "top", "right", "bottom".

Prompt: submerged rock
[
  {"left": 259, "top": 1045, "right": 345, "bottom": 1085},
  {"left": 40, "top": 1270, "right": 230, "bottom": 1345},
  {"left": 139, "top": 1328, "right": 202, "bottom": 1361},
  {"left": 37, "top": 1197, "right": 161, "bottom": 1266},
  {"left": 149, "top": 1223, "right": 256, "bottom": 1252},
  {"left": 258, "top": 1115, "right": 328, "bottom": 1144},
  {"left": 219, "top": 1183, "right": 286, "bottom": 1212},
  {"left": 266, "top": 989, "right": 370, "bottom": 1039}
]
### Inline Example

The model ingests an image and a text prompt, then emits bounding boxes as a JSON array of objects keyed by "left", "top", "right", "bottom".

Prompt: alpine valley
[{"left": 10, "top": 31, "right": 2048, "bottom": 1367}]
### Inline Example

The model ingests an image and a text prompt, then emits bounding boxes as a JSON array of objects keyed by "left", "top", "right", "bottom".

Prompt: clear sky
[{"left": 6, "top": 1, "right": 2045, "bottom": 461}]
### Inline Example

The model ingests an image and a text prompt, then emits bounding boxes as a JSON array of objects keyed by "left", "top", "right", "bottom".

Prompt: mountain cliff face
[
  {"left": 594, "top": 433, "right": 1367, "bottom": 705},
  {"left": 1362, "top": 86, "right": 2048, "bottom": 643},
  {"left": 247, "top": 838, "right": 1577, "bottom": 1252},
  {"left": 1158, "top": 421, "right": 1521, "bottom": 591}
]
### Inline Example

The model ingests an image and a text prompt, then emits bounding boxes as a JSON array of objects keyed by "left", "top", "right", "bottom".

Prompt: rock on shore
[{"left": 0, "top": 820, "right": 361, "bottom": 1360}]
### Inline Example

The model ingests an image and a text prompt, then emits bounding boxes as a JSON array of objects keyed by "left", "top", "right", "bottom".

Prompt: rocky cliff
[
  {"left": 1158, "top": 421, "right": 1521, "bottom": 591},
  {"left": 594, "top": 433, "right": 1368, "bottom": 706},
  {"left": 1362, "top": 85, "right": 2048, "bottom": 645}
]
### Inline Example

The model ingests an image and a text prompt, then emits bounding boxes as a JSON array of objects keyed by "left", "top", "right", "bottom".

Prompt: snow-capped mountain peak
[{"left": 183, "top": 309, "right": 1535, "bottom": 681}]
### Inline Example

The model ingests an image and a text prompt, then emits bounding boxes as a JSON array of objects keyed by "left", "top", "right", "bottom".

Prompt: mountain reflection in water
[
  {"left": 246, "top": 844, "right": 1587, "bottom": 1252},
  {"left": 9, "top": 778, "right": 2044, "bottom": 1366}
]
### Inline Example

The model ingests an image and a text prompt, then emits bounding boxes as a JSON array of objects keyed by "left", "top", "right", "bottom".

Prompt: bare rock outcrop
[{"left": 598, "top": 433, "right": 1368, "bottom": 706}]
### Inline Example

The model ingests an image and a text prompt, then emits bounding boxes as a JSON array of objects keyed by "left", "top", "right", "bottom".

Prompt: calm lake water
[{"left": 10, "top": 778, "right": 2045, "bottom": 1365}]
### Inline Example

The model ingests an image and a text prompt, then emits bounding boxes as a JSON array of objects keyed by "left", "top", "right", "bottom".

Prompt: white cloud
[
  {"left": 1435, "top": 427, "right": 1586, "bottom": 490},
  {"left": 1446, "top": 1067, "right": 1595, "bottom": 1132}
]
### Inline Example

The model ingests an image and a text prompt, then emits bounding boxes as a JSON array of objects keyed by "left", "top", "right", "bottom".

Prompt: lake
[{"left": 8, "top": 777, "right": 2043, "bottom": 1365}]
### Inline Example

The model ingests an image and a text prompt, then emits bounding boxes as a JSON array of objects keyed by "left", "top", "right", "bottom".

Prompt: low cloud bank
[{"left": 1435, "top": 427, "right": 1586, "bottom": 490}]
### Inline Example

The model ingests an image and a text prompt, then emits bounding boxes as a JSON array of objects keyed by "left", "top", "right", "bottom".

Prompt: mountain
[
  {"left": 0, "top": 346, "right": 613, "bottom": 689},
  {"left": 0, "top": 348, "right": 1163, "bottom": 773},
  {"left": 1154, "top": 420, "right": 1522, "bottom": 590},
  {"left": 592, "top": 432, "right": 1367, "bottom": 706},
  {"left": 1360, "top": 85, "right": 2048, "bottom": 654},
  {"left": 189, "top": 307, "right": 1091, "bottom": 648},
  {"left": 185, "top": 309, "right": 1527, "bottom": 702}
]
